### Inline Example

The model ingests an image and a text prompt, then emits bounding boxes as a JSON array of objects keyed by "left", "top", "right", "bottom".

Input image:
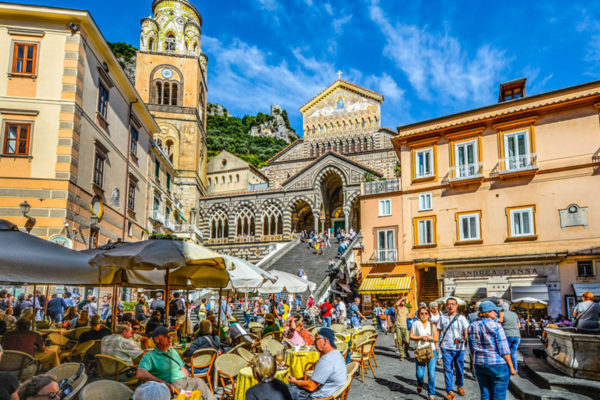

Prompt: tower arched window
[
  {"left": 165, "top": 140, "right": 174, "bottom": 162},
  {"left": 262, "top": 204, "right": 283, "bottom": 236},
  {"left": 310, "top": 145, "right": 314, "bottom": 158},
  {"left": 148, "top": 38, "right": 155, "bottom": 51},
  {"left": 351, "top": 139, "right": 356, "bottom": 152},
  {"left": 210, "top": 209, "right": 228, "bottom": 239},
  {"left": 236, "top": 207, "right": 255, "bottom": 237},
  {"left": 166, "top": 34, "right": 176, "bottom": 52},
  {"left": 154, "top": 81, "right": 178, "bottom": 106}
]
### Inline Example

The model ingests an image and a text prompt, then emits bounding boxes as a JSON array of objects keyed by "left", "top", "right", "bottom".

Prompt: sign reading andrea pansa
[{"left": 445, "top": 264, "right": 556, "bottom": 279}]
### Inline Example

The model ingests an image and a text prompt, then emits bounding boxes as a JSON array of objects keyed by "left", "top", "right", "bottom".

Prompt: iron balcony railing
[
  {"left": 449, "top": 162, "right": 483, "bottom": 181},
  {"left": 369, "top": 248, "right": 398, "bottom": 263},
  {"left": 499, "top": 153, "right": 538, "bottom": 173},
  {"left": 172, "top": 224, "right": 203, "bottom": 238},
  {"left": 362, "top": 178, "right": 400, "bottom": 195},
  {"left": 152, "top": 210, "right": 164, "bottom": 224}
]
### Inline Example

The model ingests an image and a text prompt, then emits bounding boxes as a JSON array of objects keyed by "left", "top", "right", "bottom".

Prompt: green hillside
[{"left": 206, "top": 111, "right": 294, "bottom": 168}]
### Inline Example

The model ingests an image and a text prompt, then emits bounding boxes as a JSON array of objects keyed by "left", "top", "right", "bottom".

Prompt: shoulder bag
[{"left": 414, "top": 322, "right": 434, "bottom": 363}]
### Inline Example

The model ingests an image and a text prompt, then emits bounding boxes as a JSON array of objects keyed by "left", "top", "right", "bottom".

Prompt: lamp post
[{"left": 19, "top": 200, "right": 36, "bottom": 231}]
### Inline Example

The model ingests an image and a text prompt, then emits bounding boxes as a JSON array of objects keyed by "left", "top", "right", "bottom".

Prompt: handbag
[{"left": 414, "top": 346, "right": 433, "bottom": 363}]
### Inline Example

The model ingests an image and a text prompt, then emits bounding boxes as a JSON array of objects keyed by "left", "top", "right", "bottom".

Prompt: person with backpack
[
  {"left": 573, "top": 291, "right": 600, "bottom": 331},
  {"left": 320, "top": 299, "right": 333, "bottom": 327},
  {"left": 169, "top": 292, "right": 185, "bottom": 327},
  {"left": 439, "top": 297, "right": 470, "bottom": 399}
]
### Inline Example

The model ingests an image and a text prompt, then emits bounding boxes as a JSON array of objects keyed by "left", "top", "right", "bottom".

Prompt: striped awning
[{"left": 358, "top": 276, "right": 412, "bottom": 294}]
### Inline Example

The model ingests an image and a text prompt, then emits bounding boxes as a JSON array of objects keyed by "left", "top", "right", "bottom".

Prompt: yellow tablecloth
[
  {"left": 234, "top": 366, "right": 289, "bottom": 400},
  {"left": 286, "top": 349, "right": 320, "bottom": 379},
  {"left": 35, "top": 345, "right": 60, "bottom": 369},
  {"left": 175, "top": 390, "right": 202, "bottom": 400}
]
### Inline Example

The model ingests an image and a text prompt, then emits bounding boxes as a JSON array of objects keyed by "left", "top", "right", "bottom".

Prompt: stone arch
[
  {"left": 232, "top": 200, "right": 259, "bottom": 216},
  {"left": 234, "top": 206, "right": 256, "bottom": 237},
  {"left": 260, "top": 199, "right": 284, "bottom": 236},
  {"left": 156, "top": 122, "right": 181, "bottom": 166},
  {"left": 208, "top": 206, "right": 229, "bottom": 239},
  {"left": 149, "top": 64, "right": 184, "bottom": 106},
  {"left": 313, "top": 165, "right": 348, "bottom": 190}
]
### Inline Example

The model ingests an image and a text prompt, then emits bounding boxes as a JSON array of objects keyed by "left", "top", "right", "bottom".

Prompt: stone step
[
  {"left": 522, "top": 357, "right": 600, "bottom": 398},
  {"left": 509, "top": 373, "right": 594, "bottom": 400}
]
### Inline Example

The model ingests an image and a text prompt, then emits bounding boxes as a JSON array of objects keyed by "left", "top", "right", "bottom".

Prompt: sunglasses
[{"left": 34, "top": 392, "right": 60, "bottom": 399}]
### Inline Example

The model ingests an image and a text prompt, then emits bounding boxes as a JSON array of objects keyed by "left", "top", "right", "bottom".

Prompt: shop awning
[
  {"left": 573, "top": 283, "right": 600, "bottom": 298},
  {"left": 511, "top": 284, "right": 549, "bottom": 302},
  {"left": 176, "top": 210, "right": 187, "bottom": 222},
  {"left": 453, "top": 285, "right": 487, "bottom": 300},
  {"left": 358, "top": 275, "right": 412, "bottom": 294}
]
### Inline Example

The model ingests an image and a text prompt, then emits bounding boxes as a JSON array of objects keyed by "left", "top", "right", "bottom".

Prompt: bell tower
[{"left": 135, "top": 0, "right": 208, "bottom": 218}]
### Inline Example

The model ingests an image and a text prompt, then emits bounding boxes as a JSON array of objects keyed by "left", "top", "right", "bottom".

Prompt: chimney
[{"left": 499, "top": 78, "right": 526, "bottom": 103}]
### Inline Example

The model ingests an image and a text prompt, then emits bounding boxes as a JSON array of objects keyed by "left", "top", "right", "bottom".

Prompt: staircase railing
[{"left": 314, "top": 234, "right": 361, "bottom": 304}]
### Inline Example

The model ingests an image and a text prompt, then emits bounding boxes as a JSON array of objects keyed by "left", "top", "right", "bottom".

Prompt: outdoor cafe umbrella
[
  {"left": 222, "top": 254, "right": 277, "bottom": 293},
  {"left": 434, "top": 296, "right": 467, "bottom": 306},
  {"left": 258, "top": 270, "right": 317, "bottom": 294},
  {"left": 512, "top": 297, "right": 547, "bottom": 317}
]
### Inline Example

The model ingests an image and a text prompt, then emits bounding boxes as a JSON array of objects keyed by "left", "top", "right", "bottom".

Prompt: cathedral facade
[{"left": 199, "top": 80, "right": 399, "bottom": 261}]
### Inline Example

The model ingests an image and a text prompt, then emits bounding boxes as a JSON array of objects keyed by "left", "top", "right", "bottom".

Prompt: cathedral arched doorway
[
  {"left": 291, "top": 200, "right": 313, "bottom": 233},
  {"left": 319, "top": 170, "right": 344, "bottom": 232}
]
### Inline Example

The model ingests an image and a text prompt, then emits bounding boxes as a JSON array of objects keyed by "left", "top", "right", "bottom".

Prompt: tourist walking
[
  {"left": 320, "top": 299, "right": 332, "bottom": 327},
  {"left": 468, "top": 301, "right": 517, "bottom": 400},
  {"left": 135, "top": 296, "right": 149, "bottom": 321},
  {"left": 439, "top": 297, "right": 469, "bottom": 399},
  {"left": 572, "top": 291, "right": 600, "bottom": 331},
  {"left": 394, "top": 296, "right": 410, "bottom": 359},
  {"left": 499, "top": 301, "right": 521, "bottom": 372},
  {"left": 410, "top": 306, "right": 438, "bottom": 400},
  {"left": 373, "top": 302, "right": 383, "bottom": 330},
  {"left": 349, "top": 297, "right": 367, "bottom": 328}
]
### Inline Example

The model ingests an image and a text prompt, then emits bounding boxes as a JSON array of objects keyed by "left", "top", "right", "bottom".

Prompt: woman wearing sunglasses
[
  {"left": 18, "top": 375, "right": 61, "bottom": 399},
  {"left": 410, "top": 306, "right": 439, "bottom": 400}
]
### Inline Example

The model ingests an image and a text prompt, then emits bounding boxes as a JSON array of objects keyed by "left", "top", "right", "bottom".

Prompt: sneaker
[
  {"left": 445, "top": 391, "right": 455, "bottom": 400},
  {"left": 395, "top": 349, "right": 400, "bottom": 356},
  {"left": 457, "top": 387, "right": 466, "bottom": 396},
  {"left": 416, "top": 386, "right": 422, "bottom": 394}
]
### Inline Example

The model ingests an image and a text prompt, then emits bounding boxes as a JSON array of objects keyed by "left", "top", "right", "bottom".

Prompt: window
[
  {"left": 262, "top": 203, "right": 283, "bottom": 236},
  {"left": 165, "top": 207, "right": 171, "bottom": 224},
  {"left": 154, "top": 160, "right": 160, "bottom": 180},
  {"left": 155, "top": 82, "right": 179, "bottom": 106},
  {"left": 128, "top": 182, "right": 136, "bottom": 211},
  {"left": 12, "top": 43, "right": 37, "bottom": 75},
  {"left": 127, "top": 221, "right": 133, "bottom": 237},
  {"left": 378, "top": 199, "right": 392, "bottom": 216},
  {"left": 376, "top": 229, "right": 396, "bottom": 261},
  {"left": 130, "top": 126, "right": 138, "bottom": 156},
  {"left": 166, "top": 34, "right": 176, "bottom": 52},
  {"left": 166, "top": 172, "right": 171, "bottom": 190},
  {"left": 577, "top": 261, "right": 594, "bottom": 277},
  {"left": 210, "top": 209, "right": 229, "bottom": 239},
  {"left": 3, "top": 123, "right": 31, "bottom": 155},
  {"left": 454, "top": 140, "right": 478, "bottom": 178},
  {"left": 415, "top": 148, "right": 433, "bottom": 179},
  {"left": 414, "top": 216, "right": 436, "bottom": 246},
  {"left": 457, "top": 212, "right": 481, "bottom": 242},
  {"left": 93, "top": 151, "right": 105, "bottom": 187},
  {"left": 97, "top": 81, "right": 109, "bottom": 119},
  {"left": 418, "top": 193, "right": 432, "bottom": 211},
  {"left": 508, "top": 206, "right": 535, "bottom": 238},
  {"left": 503, "top": 130, "right": 531, "bottom": 170},
  {"left": 153, "top": 196, "right": 160, "bottom": 211}
]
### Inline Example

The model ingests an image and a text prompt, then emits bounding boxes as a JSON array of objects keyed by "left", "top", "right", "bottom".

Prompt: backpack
[
  {"left": 169, "top": 299, "right": 182, "bottom": 317},
  {"left": 320, "top": 303, "right": 329, "bottom": 316}
]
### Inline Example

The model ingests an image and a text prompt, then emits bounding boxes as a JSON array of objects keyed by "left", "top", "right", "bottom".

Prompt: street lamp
[{"left": 19, "top": 200, "right": 36, "bottom": 227}]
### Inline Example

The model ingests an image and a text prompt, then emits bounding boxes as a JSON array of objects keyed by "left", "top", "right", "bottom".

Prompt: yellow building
[
  {"left": 0, "top": 3, "right": 159, "bottom": 249},
  {"left": 356, "top": 78, "right": 600, "bottom": 317},
  {"left": 135, "top": 0, "right": 208, "bottom": 227},
  {"left": 206, "top": 151, "right": 269, "bottom": 196}
]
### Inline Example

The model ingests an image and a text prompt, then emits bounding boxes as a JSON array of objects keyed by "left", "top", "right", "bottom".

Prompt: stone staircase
[{"left": 418, "top": 269, "right": 439, "bottom": 305}]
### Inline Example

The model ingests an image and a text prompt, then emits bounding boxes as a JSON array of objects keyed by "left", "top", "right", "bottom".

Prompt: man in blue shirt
[
  {"left": 349, "top": 297, "right": 367, "bottom": 328},
  {"left": 46, "top": 294, "right": 66, "bottom": 323}
]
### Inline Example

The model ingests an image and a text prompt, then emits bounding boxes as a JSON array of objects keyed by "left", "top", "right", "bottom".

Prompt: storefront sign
[
  {"left": 48, "top": 234, "right": 72, "bottom": 249},
  {"left": 446, "top": 266, "right": 542, "bottom": 279},
  {"left": 363, "top": 293, "right": 371, "bottom": 304}
]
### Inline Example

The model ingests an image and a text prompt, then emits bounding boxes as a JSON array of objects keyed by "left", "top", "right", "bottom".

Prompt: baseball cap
[
  {"left": 133, "top": 381, "right": 170, "bottom": 400},
  {"left": 151, "top": 326, "right": 170, "bottom": 338},
  {"left": 479, "top": 301, "right": 501, "bottom": 313},
  {"left": 316, "top": 328, "right": 337, "bottom": 349}
]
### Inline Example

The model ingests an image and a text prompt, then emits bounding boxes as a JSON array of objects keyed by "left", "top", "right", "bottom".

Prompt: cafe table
[
  {"left": 286, "top": 347, "right": 320, "bottom": 379},
  {"left": 234, "top": 366, "right": 289, "bottom": 400},
  {"left": 175, "top": 390, "right": 202, "bottom": 399}
]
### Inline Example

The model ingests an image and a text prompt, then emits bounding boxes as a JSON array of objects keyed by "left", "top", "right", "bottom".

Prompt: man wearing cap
[
  {"left": 288, "top": 328, "right": 346, "bottom": 400},
  {"left": 499, "top": 301, "right": 521, "bottom": 373},
  {"left": 439, "top": 297, "right": 469, "bottom": 399},
  {"left": 468, "top": 301, "right": 517, "bottom": 400},
  {"left": 136, "top": 327, "right": 216, "bottom": 399},
  {"left": 78, "top": 315, "right": 111, "bottom": 343}
]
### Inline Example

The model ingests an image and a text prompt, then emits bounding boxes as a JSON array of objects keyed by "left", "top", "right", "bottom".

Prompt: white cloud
[
  {"left": 367, "top": 0, "right": 507, "bottom": 104},
  {"left": 332, "top": 14, "right": 353, "bottom": 35},
  {"left": 256, "top": 0, "right": 280, "bottom": 11}
]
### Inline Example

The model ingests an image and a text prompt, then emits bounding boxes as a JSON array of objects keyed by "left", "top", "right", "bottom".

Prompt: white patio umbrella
[
  {"left": 435, "top": 296, "right": 467, "bottom": 306},
  {"left": 258, "top": 270, "right": 317, "bottom": 294},
  {"left": 222, "top": 254, "right": 277, "bottom": 292},
  {"left": 512, "top": 297, "right": 547, "bottom": 318}
]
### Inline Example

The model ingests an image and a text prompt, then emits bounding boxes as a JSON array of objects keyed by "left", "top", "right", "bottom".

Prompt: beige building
[
  {"left": 0, "top": 3, "right": 159, "bottom": 249},
  {"left": 206, "top": 151, "right": 268, "bottom": 195},
  {"left": 355, "top": 78, "right": 600, "bottom": 317}
]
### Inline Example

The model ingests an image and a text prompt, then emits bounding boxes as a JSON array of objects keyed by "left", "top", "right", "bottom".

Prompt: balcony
[
  {"left": 164, "top": 220, "right": 175, "bottom": 230},
  {"left": 151, "top": 210, "right": 164, "bottom": 224},
  {"left": 362, "top": 178, "right": 400, "bottom": 196},
  {"left": 172, "top": 224, "right": 203, "bottom": 238},
  {"left": 173, "top": 198, "right": 184, "bottom": 213},
  {"left": 369, "top": 249, "right": 398, "bottom": 263},
  {"left": 499, "top": 153, "right": 538, "bottom": 178},
  {"left": 234, "top": 236, "right": 256, "bottom": 243},
  {"left": 449, "top": 162, "right": 484, "bottom": 186}
]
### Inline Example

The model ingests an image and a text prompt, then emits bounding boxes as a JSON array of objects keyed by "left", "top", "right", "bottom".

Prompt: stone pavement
[{"left": 347, "top": 330, "right": 518, "bottom": 400}]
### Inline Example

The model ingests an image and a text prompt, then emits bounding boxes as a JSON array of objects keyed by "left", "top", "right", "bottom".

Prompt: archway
[
  {"left": 291, "top": 200, "right": 314, "bottom": 233},
  {"left": 320, "top": 170, "right": 344, "bottom": 232}
]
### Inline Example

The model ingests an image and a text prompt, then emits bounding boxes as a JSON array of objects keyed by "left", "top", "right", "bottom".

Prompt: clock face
[{"left": 162, "top": 68, "right": 173, "bottom": 79}]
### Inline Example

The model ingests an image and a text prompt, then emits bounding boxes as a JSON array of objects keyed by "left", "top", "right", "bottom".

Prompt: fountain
[{"left": 545, "top": 327, "right": 600, "bottom": 380}]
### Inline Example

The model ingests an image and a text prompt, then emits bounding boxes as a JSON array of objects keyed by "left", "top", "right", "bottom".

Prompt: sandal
[{"left": 417, "top": 386, "right": 422, "bottom": 394}]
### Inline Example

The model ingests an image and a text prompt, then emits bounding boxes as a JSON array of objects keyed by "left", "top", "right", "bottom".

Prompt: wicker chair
[
  {"left": 260, "top": 338, "right": 284, "bottom": 357},
  {"left": 190, "top": 348, "right": 217, "bottom": 393},
  {"left": 79, "top": 380, "right": 133, "bottom": 400},
  {"left": 331, "top": 324, "right": 346, "bottom": 334},
  {"left": 226, "top": 342, "right": 250, "bottom": 355},
  {"left": 47, "top": 332, "right": 71, "bottom": 349},
  {"left": 0, "top": 350, "right": 39, "bottom": 381},
  {"left": 308, "top": 326, "right": 320, "bottom": 335},
  {"left": 47, "top": 362, "right": 87, "bottom": 400},
  {"left": 248, "top": 322, "right": 263, "bottom": 330},
  {"left": 249, "top": 326, "right": 263, "bottom": 337},
  {"left": 236, "top": 347, "right": 254, "bottom": 363},
  {"left": 214, "top": 354, "right": 248, "bottom": 400},
  {"left": 95, "top": 354, "right": 138, "bottom": 387},
  {"left": 350, "top": 339, "right": 376, "bottom": 382},
  {"left": 336, "top": 342, "right": 349, "bottom": 360},
  {"left": 74, "top": 327, "right": 91, "bottom": 340},
  {"left": 360, "top": 325, "right": 377, "bottom": 334},
  {"left": 366, "top": 333, "right": 378, "bottom": 367},
  {"left": 59, "top": 340, "right": 95, "bottom": 363}
]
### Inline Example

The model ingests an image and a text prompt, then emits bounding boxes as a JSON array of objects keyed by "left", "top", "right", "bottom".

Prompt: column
[
  {"left": 313, "top": 212, "right": 320, "bottom": 233},
  {"left": 343, "top": 206, "right": 351, "bottom": 231}
]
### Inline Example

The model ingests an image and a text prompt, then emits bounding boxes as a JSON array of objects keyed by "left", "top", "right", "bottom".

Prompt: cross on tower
[{"left": 337, "top": 70, "right": 343, "bottom": 80}]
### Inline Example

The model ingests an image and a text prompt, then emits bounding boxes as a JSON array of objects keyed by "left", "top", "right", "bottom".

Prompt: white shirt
[
  {"left": 338, "top": 302, "right": 347, "bottom": 318},
  {"left": 439, "top": 314, "right": 469, "bottom": 350},
  {"left": 411, "top": 320, "right": 436, "bottom": 351}
]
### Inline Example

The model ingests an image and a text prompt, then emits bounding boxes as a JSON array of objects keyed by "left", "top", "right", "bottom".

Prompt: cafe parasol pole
[
  {"left": 164, "top": 268, "right": 171, "bottom": 328},
  {"left": 216, "top": 287, "right": 223, "bottom": 337},
  {"left": 32, "top": 284, "right": 37, "bottom": 331},
  {"left": 43, "top": 285, "right": 49, "bottom": 321}
]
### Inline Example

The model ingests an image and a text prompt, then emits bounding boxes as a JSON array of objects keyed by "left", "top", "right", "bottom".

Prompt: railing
[
  {"left": 449, "top": 162, "right": 483, "bottom": 181},
  {"left": 248, "top": 183, "right": 268, "bottom": 191},
  {"left": 362, "top": 178, "right": 400, "bottom": 195},
  {"left": 234, "top": 236, "right": 256, "bottom": 243},
  {"left": 206, "top": 238, "right": 228, "bottom": 245},
  {"left": 173, "top": 198, "right": 184, "bottom": 213},
  {"left": 164, "top": 220, "right": 174, "bottom": 230},
  {"left": 499, "top": 153, "right": 538, "bottom": 173},
  {"left": 369, "top": 249, "right": 398, "bottom": 263},
  {"left": 152, "top": 210, "right": 164, "bottom": 224},
  {"left": 171, "top": 224, "right": 203, "bottom": 238},
  {"left": 261, "top": 235, "right": 284, "bottom": 242}
]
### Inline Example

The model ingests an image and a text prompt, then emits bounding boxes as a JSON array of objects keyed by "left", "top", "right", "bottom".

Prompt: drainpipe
[{"left": 121, "top": 99, "right": 139, "bottom": 241}]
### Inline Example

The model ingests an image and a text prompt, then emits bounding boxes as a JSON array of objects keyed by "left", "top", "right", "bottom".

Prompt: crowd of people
[{"left": 299, "top": 227, "right": 357, "bottom": 258}]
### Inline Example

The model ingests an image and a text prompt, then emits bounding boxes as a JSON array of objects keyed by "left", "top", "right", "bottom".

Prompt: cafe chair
[
  {"left": 215, "top": 354, "right": 247, "bottom": 400},
  {"left": 360, "top": 325, "right": 377, "bottom": 334},
  {"left": 331, "top": 324, "right": 346, "bottom": 334},
  {"left": 249, "top": 326, "right": 263, "bottom": 337},
  {"left": 0, "top": 350, "right": 39, "bottom": 381},
  {"left": 47, "top": 362, "right": 87, "bottom": 400},
  {"left": 260, "top": 338, "right": 284, "bottom": 358},
  {"left": 336, "top": 342, "right": 349, "bottom": 360},
  {"left": 79, "top": 380, "right": 133, "bottom": 400},
  {"left": 74, "top": 327, "right": 91, "bottom": 340},
  {"left": 226, "top": 342, "right": 250, "bottom": 356},
  {"left": 236, "top": 347, "right": 254, "bottom": 363},
  {"left": 350, "top": 339, "right": 376, "bottom": 382},
  {"left": 95, "top": 354, "right": 138, "bottom": 388},
  {"left": 47, "top": 332, "right": 71, "bottom": 349},
  {"left": 59, "top": 340, "right": 95, "bottom": 363},
  {"left": 190, "top": 348, "right": 217, "bottom": 393},
  {"left": 365, "top": 333, "right": 378, "bottom": 367}
]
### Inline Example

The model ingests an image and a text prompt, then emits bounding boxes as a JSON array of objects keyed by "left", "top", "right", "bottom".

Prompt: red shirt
[
  {"left": 1, "top": 330, "right": 44, "bottom": 356},
  {"left": 320, "top": 302, "right": 332, "bottom": 318}
]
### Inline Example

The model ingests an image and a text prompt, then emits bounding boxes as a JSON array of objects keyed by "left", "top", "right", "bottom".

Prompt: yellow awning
[{"left": 358, "top": 276, "right": 412, "bottom": 294}]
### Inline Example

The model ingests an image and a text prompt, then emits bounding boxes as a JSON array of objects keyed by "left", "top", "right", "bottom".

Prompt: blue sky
[{"left": 17, "top": 1, "right": 600, "bottom": 135}]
